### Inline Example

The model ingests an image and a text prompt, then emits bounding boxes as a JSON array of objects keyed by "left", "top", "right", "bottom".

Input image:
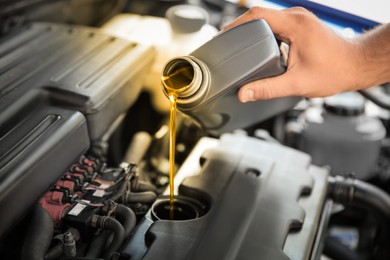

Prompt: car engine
[{"left": 0, "top": 1, "right": 389, "bottom": 260}]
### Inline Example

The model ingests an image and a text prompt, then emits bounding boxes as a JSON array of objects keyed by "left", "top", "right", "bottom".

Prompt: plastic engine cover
[
  {"left": 0, "top": 22, "right": 155, "bottom": 238},
  {"left": 0, "top": 22, "right": 155, "bottom": 141},
  {"left": 0, "top": 91, "right": 89, "bottom": 238},
  {"left": 122, "top": 133, "right": 330, "bottom": 260}
]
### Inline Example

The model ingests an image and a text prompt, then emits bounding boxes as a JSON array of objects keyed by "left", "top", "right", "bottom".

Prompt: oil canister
[{"left": 161, "top": 19, "right": 300, "bottom": 136}]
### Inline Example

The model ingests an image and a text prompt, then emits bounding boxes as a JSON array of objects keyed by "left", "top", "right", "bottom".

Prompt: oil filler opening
[{"left": 151, "top": 195, "right": 207, "bottom": 221}]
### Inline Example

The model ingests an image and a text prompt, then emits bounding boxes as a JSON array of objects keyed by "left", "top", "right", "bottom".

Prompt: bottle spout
[{"left": 161, "top": 56, "right": 209, "bottom": 106}]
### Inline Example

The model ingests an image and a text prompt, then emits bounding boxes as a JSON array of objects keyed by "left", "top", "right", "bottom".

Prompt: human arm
[{"left": 223, "top": 6, "right": 390, "bottom": 102}]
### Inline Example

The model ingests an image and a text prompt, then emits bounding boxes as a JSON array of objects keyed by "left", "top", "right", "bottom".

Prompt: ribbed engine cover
[
  {"left": 122, "top": 133, "right": 330, "bottom": 260},
  {"left": 0, "top": 22, "right": 155, "bottom": 238}
]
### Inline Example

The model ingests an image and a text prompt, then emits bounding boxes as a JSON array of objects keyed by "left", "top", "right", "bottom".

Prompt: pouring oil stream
[{"left": 161, "top": 64, "right": 194, "bottom": 219}]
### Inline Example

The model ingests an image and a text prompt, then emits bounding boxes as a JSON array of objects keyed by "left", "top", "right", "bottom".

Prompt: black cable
[
  {"left": 105, "top": 165, "right": 137, "bottom": 202},
  {"left": 108, "top": 178, "right": 128, "bottom": 202},
  {"left": 104, "top": 175, "right": 126, "bottom": 192}
]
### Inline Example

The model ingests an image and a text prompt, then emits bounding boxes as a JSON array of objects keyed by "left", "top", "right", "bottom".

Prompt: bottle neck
[{"left": 162, "top": 56, "right": 209, "bottom": 108}]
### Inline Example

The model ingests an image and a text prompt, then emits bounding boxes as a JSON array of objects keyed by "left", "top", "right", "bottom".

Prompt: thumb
[{"left": 237, "top": 75, "right": 295, "bottom": 102}]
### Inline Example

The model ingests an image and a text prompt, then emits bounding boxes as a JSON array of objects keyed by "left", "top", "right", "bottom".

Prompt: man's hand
[{"left": 224, "top": 6, "right": 390, "bottom": 102}]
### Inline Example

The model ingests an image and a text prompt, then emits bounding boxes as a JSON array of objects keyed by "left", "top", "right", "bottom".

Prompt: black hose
[
  {"left": 125, "top": 191, "right": 157, "bottom": 204},
  {"left": 88, "top": 215, "right": 125, "bottom": 260},
  {"left": 323, "top": 236, "right": 363, "bottom": 260},
  {"left": 115, "top": 204, "right": 137, "bottom": 237},
  {"left": 131, "top": 179, "right": 157, "bottom": 193},
  {"left": 328, "top": 176, "right": 390, "bottom": 220},
  {"left": 21, "top": 205, "right": 54, "bottom": 260},
  {"left": 328, "top": 176, "right": 390, "bottom": 259},
  {"left": 85, "top": 230, "right": 110, "bottom": 258}
]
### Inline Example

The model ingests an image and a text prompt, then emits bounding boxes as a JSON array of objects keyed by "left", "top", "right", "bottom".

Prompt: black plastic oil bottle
[{"left": 162, "top": 19, "right": 300, "bottom": 136}]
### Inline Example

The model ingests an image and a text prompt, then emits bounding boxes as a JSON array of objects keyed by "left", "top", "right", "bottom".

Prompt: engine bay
[{"left": 0, "top": 1, "right": 389, "bottom": 260}]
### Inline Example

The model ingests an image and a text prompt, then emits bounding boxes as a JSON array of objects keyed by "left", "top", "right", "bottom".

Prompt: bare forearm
[{"left": 357, "top": 23, "right": 390, "bottom": 88}]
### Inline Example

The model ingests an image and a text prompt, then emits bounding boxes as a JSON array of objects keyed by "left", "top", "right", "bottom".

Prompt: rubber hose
[
  {"left": 85, "top": 230, "right": 110, "bottom": 258},
  {"left": 328, "top": 176, "right": 390, "bottom": 255},
  {"left": 115, "top": 204, "right": 137, "bottom": 237},
  {"left": 349, "top": 178, "right": 390, "bottom": 245},
  {"left": 89, "top": 215, "right": 125, "bottom": 260},
  {"left": 21, "top": 205, "right": 54, "bottom": 260},
  {"left": 131, "top": 179, "right": 157, "bottom": 193},
  {"left": 352, "top": 181, "right": 390, "bottom": 220},
  {"left": 323, "top": 236, "right": 363, "bottom": 260},
  {"left": 328, "top": 176, "right": 390, "bottom": 220},
  {"left": 125, "top": 191, "right": 157, "bottom": 204}
]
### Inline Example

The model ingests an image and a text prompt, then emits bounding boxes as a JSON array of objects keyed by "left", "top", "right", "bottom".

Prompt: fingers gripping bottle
[{"left": 162, "top": 19, "right": 301, "bottom": 136}]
